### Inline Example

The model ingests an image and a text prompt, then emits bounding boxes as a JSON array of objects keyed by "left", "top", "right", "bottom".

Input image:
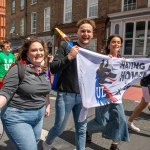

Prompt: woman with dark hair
[
  {"left": 0, "top": 38, "right": 51, "bottom": 150},
  {"left": 86, "top": 34, "right": 129, "bottom": 150}
]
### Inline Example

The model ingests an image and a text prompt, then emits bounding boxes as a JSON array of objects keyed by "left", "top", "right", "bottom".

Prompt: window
[
  {"left": 87, "top": 0, "right": 98, "bottom": 18},
  {"left": 123, "top": 0, "right": 136, "bottom": 11},
  {"left": 10, "top": 20, "right": 15, "bottom": 37},
  {"left": 20, "top": 0, "right": 25, "bottom": 10},
  {"left": 12, "top": 0, "right": 15, "bottom": 14},
  {"left": 64, "top": 0, "right": 72, "bottom": 23},
  {"left": 20, "top": 18, "right": 24, "bottom": 36},
  {"left": 31, "top": 12, "right": 37, "bottom": 33},
  {"left": 31, "top": 0, "right": 37, "bottom": 4},
  {"left": 44, "top": 7, "right": 50, "bottom": 31},
  {"left": 115, "top": 24, "right": 119, "bottom": 34},
  {"left": 124, "top": 21, "right": 150, "bottom": 56},
  {"left": 148, "top": 0, "right": 150, "bottom": 7}
]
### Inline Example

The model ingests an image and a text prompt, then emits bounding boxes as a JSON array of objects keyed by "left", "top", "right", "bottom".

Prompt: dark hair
[
  {"left": 105, "top": 34, "right": 123, "bottom": 55},
  {"left": 76, "top": 18, "right": 96, "bottom": 30},
  {"left": 18, "top": 38, "right": 48, "bottom": 62},
  {"left": 1, "top": 40, "right": 11, "bottom": 49}
]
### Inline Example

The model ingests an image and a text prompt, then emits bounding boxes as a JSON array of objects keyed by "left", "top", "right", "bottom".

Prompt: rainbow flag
[{"left": 55, "top": 28, "right": 73, "bottom": 48}]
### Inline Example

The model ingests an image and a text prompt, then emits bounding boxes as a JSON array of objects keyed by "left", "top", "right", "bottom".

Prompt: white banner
[{"left": 77, "top": 47, "right": 150, "bottom": 109}]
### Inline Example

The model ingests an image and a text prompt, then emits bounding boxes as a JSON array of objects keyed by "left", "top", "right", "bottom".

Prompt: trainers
[
  {"left": 128, "top": 121, "right": 140, "bottom": 132},
  {"left": 43, "top": 142, "right": 53, "bottom": 150},
  {"left": 86, "top": 131, "right": 92, "bottom": 144},
  {"left": 110, "top": 144, "right": 119, "bottom": 150}
]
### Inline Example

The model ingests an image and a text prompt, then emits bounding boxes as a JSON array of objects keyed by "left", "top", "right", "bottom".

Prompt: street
[{"left": 0, "top": 88, "right": 150, "bottom": 150}]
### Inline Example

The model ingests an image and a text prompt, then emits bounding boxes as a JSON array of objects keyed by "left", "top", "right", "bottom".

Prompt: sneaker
[
  {"left": 86, "top": 131, "right": 92, "bottom": 144},
  {"left": 128, "top": 121, "right": 140, "bottom": 132},
  {"left": 43, "top": 142, "right": 53, "bottom": 150},
  {"left": 110, "top": 144, "right": 119, "bottom": 150}
]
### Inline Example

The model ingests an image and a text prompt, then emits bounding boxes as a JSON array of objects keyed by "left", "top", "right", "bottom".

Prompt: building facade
[
  {"left": 0, "top": 0, "right": 6, "bottom": 41},
  {"left": 108, "top": 0, "right": 150, "bottom": 57},
  {"left": 5, "top": 0, "right": 150, "bottom": 57}
]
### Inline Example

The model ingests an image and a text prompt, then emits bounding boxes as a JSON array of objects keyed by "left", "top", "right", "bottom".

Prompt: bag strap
[{"left": 16, "top": 61, "right": 26, "bottom": 83}]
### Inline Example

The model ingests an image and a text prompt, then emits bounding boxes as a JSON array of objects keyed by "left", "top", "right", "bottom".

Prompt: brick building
[
  {"left": 5, "top": 0, "right": 150, "bottom": 56},
  {"left": 0, "top": 0, "right": 6, "bottom": 41}
]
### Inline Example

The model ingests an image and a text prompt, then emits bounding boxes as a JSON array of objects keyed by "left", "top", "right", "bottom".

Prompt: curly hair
[{"left": 17, "top": 38, "right": 48, "bottom": 63}]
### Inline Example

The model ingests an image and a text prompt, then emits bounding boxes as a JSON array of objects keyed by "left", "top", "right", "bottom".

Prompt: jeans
[
  {"left": 1, "top": 106, "right": 45, "bottom": 150},
  {"left": 46, "top": 92, "right": 87, "bottom": 150},
  {"left": 87, "top": 103, "right": 129, "bottom": 142}
]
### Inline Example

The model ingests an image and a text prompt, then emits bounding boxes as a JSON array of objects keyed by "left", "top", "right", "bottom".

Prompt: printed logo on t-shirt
[{"left": 4, "top": 59, "right": 14, "bottom": 71}]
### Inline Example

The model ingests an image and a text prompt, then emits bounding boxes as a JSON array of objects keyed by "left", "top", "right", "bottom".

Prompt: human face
[
  {"left": 27, "top": 42, "right": 45, "bottom": 66},
  {"left": 2, "top": 44, "right": 11, "bottom": 53},
  {"left": 109, "top": 37, "right": 122, "bottom": 55},
  {"left": 77, "top": 23, "right": 93, "bottom": 48}
]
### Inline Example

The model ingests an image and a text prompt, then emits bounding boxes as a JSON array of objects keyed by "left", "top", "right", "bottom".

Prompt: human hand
[
  {"left": 67, "top": 45, "right": 79, "bottom": 60},
  {"left": 48, "top": 55, "right": 54, "bottom": 62},
  {"left": 45, "top": 104, "right": 50, "bottom": 117}
]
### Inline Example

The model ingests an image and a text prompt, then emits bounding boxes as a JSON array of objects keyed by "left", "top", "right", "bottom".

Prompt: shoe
[
  {"left": 43, "top": 142, "right": 53, "bottom": 150},
  {"left": 86, "top": 131, "right": 92, "bottom": 144},
  {"left": 128, "top": 121, "right": 140, "bottom": 132},
  {"left": 110, "top": 144, "right": 119, "bottom": 150}
]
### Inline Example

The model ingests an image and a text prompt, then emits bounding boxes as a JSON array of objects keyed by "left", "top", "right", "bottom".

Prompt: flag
[
  {"left": 55, "top": 28, "right": 73, "bottom": 48},
  {"left": 77, "top": 47, "right": 150, "bottom": 109}
]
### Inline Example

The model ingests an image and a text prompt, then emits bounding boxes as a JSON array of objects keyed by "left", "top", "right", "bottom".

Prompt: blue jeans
[
  {"left": 46, "top": 92, "right": 87, "bottom": 150},
  {"left": 87, "top": 103, "right": 129, "bottom": 142},
  {"left": 1, "top": 106, "right": 45, "bottom": 150}
]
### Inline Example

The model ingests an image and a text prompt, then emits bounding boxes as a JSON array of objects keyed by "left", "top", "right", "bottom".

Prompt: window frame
[
  {"left": 20, "top": 17, "right": 24, "bottom": 36},
  {"left": 20, "top": 0, "right": 25, "bottom": 10},
  {"left": 44, "top": 7, "right": 50, "bottom": 32},
  {"left": 12, "top": 0, "right": 15, "bottom": 14},
  {"left": 123, "top": 20, "right": 150, "bottom": 56},
  {"left": 63, "top": 0, "right": 72, "bottom": 23},
  {"left": 31, "top": 12, "right": 37, "bottom": 34},
  {"left": 122, "top": 0, "right": 137, "bottom": 11},
  {"left": 87, "top": 0, "right": 98, "bottom": 19}
]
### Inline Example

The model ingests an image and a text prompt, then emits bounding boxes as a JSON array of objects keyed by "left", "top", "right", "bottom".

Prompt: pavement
[{"left": 0, "top": 87, "right": 150, "bottom": 150}]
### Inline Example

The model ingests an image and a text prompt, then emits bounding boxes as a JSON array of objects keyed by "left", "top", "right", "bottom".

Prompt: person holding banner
[
  {"left": 43, "top": 18, "right": 96, "bottom": 150},
  {"left": 86, "top": 35, "right": 129, "bottom": 150}
]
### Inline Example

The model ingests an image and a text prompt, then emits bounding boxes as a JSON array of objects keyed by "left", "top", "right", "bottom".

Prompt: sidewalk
[{"left": 123, "top": 86, "right": 142, "bottom": 102}]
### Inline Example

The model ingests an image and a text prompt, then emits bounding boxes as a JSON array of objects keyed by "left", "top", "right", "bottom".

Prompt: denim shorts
[{"left": 142, "top": 86, "right": 150, "bottom": 102}]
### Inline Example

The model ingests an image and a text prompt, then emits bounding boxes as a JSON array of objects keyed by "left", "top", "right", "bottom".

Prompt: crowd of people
[{"left": 0, "top": 18, "right": 149, "bottom": 150}]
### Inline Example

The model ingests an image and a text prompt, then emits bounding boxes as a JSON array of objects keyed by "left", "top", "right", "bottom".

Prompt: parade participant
[
  {"left": 0, "top": 38, "right": 51, "bottom": 150},
  {"left": 43, "top": 18, "right": 96, "bottom": 150},
  {"left": 86, "top": 35, "right": 129, "bottom": 150},
  {"left": 0, "top": 40, "right": 16, "bottom": 89},
  {"left": 128, "top": 55, "right": 150, "bottom": 132}
]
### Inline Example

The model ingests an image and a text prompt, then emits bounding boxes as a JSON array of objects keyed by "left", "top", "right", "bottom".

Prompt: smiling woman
[{"left": 0, "top": 38, "right": 51, "bottom": 150}]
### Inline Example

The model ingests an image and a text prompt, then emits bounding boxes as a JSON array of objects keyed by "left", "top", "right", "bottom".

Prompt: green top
[{"left": 0, "top": 51, "right": 16, "bottom": 78}]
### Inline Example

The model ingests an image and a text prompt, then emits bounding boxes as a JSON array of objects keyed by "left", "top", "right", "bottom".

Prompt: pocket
[{"left": 1, "top": 107, "right": 22, "bottom": 121}]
